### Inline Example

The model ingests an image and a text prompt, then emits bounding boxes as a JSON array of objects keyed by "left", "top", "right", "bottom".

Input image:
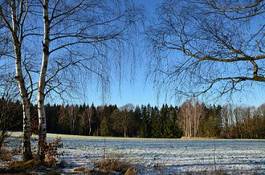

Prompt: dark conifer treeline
[{"left": 1, "top": 98, "right": 265, "bottom": 139}]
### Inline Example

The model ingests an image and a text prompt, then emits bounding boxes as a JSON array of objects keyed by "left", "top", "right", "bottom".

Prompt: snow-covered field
[{"left": 9, "top": 133, "right": 265, "bottom": 174}]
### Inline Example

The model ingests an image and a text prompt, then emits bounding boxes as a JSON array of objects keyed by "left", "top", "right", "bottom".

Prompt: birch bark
[
  {"left": 37, "top": 0, "right": 50, "bottom": 160},
  {"left": 0, "top": 0, "right": 33, "bottom": 160}
]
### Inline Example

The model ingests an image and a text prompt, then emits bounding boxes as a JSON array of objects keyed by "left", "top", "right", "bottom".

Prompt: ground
[{"left": 2, "top": 132, "right": 265, "bottom": 174}]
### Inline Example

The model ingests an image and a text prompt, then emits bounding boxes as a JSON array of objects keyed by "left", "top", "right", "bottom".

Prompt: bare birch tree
[
  {"left": 179, "top": 98, "right": 205, "bottom": 137},
  {"left": 147, "top": 0, "right": 265, "bottom": 99},
  {"left": 0, "top": 0, "right": 34, "bottom": 160}
]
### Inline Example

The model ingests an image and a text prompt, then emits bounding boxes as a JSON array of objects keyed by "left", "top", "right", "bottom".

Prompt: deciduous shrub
[
  {"left": 43, "top": 137, "right": 63, "bottom": 167},
  {"left": 94, "top": 156, "right": 133, "bottom": 174}
]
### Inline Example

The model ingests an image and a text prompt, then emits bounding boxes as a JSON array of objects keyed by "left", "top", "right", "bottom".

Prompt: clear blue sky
[{"left": 57, "top": 0, "right": 265, "bottom": 107}]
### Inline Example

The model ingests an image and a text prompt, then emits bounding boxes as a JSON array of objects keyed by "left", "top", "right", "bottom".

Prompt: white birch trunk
[
  {"left": 15, "top": 51, "right": 32, "bottom": 160},
  {"left": 10, "top": 1, "right": 33, "bottom": 160},
  {"left": 37, "top": 0, "right": 49, "bottom": 160}
]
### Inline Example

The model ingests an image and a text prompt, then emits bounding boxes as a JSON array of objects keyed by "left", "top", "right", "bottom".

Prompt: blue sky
[{"left": 53, "top": 0, "right": 265, "bottom": 107}]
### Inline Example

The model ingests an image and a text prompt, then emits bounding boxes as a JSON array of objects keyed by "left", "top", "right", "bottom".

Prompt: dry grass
[
  {"left": 0, "top": 130, "right": 11, "bottom": 162},
  {"left": 0, "top": 148, "right": 12, "bottom": 161},
  {"left": 124, "top": 167, "right": 137, "bottom": 175},
  {"left": 95, "top": 158, "right": 131, "bottom": 173},
  {"left": 73, "top": 165, "right": 137, "bottom": 175},
  {"left": 8, "top": 159, "right": 39, "bottom": 170},
  {"left": 94, "top": 155, "right": 135, "bottom": 174},
  {"left": 73, "top": 166, "right": 92, "bottom": 174},
  {"left": 5, "top": 138, "right": 62, "bottom": 172}
]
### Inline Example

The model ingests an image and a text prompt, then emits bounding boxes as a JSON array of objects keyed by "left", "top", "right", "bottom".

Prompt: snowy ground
[{"left": 8, "top": 133, "right": 265, "bottom": 174}]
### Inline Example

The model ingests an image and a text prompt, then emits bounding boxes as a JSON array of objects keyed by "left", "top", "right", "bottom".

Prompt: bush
[
  {"left": 0, "top": 130, "right": 9, "bottom": 151},
  {"left": 0, "top": 148, "right": 12, "bottom": 161},
  {"left": 43, "top": 137, "right": 63, "bottom": 167},
  {"left": 74, "top": 157, "right": 136, "bottom": 175},
  {"left": 94, "top": 157, "right": 133, "bottom": 174}
]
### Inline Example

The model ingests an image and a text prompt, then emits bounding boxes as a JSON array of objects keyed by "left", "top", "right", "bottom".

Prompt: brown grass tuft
[
  {"left": 73, "top": 166, "right": 92, "bottom": 174},
  {"left": 0, "top": 148, "right": 12, "bottom": 161},
  {"left": 124, "top": 167, "right": 137, "bottom": 175},
  {"left": 94, "top": 157, "right": 133, "bottom": 174},
  {"left": 8, "top": 159, "right": 39, "bottom": 170}
]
